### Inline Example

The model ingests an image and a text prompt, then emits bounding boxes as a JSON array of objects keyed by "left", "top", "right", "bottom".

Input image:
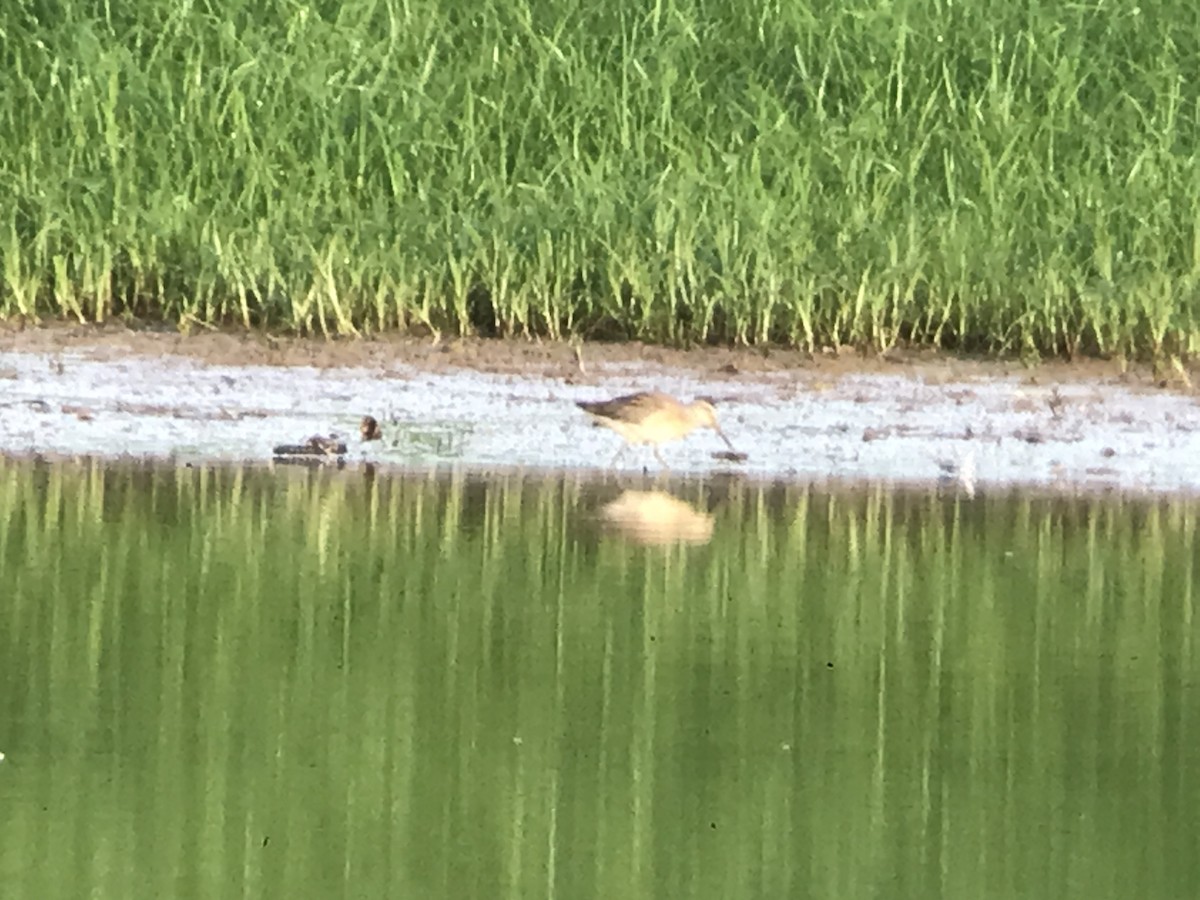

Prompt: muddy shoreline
[
  {"left": 1, "top": 320, "right": 1193, "bottom": 386},
  {"left": 1, "top": 322, "right": 1198, "bottom": 497}
]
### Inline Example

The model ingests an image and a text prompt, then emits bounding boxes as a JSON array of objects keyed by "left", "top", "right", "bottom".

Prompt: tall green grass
[{"left": 2, "top": 0, "right": 1200, "bottom": 357}]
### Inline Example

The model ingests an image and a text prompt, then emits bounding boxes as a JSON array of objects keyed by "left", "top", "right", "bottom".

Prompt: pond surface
[{"left": 1, "top": 459, "right": 1198, "bottom": 898}]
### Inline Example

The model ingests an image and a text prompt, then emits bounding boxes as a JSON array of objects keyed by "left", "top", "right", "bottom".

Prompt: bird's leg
[
  {"left": 653, "top": 446, "right": 670, "bottom": 471},
  {"left": 608, "top": 443, "right": 627, "bottom": 469}
]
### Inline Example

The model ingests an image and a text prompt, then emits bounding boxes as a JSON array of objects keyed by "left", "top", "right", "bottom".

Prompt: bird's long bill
[{"left": 715, "top": 425, "right": 738, "bottom": 451}]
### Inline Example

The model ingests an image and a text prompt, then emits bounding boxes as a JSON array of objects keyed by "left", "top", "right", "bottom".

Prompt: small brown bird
[
  {"left": 576, "top": 391, "right": 739, "bottom": 468},
  {"left": 360, "top": 415, "right": 383, "bottom": 442}
]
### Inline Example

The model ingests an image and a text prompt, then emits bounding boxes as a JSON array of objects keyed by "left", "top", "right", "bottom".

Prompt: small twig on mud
[
  {"left": 1047, "top": 388, "right": 1066, "bottom": 420},
  {"left": 0, "top": 399, "right": 52, "bottom": 411}
]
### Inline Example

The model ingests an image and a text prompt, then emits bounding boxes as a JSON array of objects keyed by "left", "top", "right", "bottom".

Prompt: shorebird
[{"left": 576, "top": 391, "right": 739, "bottom": 469}]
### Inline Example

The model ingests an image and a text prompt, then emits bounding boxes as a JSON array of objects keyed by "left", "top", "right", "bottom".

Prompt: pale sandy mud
[{"left": 1, "top": 325, "right": 1198, "bottom": 496}]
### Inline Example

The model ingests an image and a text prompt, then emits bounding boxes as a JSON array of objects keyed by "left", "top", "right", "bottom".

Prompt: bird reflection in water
[{"left": 597, "top": 489, "right": 715, "bottom": 546}]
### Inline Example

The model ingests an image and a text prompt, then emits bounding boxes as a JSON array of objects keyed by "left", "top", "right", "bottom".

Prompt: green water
[{"left": 1, "top": 460, "right": 1197, "bottom": 899}]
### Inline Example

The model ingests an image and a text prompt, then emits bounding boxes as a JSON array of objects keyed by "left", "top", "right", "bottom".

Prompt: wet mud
[{"left": 1, "top": 323, "right": 1198, "bottom": 496}]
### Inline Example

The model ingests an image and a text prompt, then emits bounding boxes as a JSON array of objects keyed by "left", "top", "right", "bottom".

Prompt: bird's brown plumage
[{"left": 576, "top": 391, "right": 736, "bottom": 467}]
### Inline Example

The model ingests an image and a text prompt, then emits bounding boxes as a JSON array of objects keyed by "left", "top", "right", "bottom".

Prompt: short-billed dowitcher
[{"left": 576, "top": 391, "right": 739, "bottom": 468}]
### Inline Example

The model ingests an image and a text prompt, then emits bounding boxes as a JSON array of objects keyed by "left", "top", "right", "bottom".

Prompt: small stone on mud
[{"left": 712, "top": 450, "right": 748, "bottom": 463}]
